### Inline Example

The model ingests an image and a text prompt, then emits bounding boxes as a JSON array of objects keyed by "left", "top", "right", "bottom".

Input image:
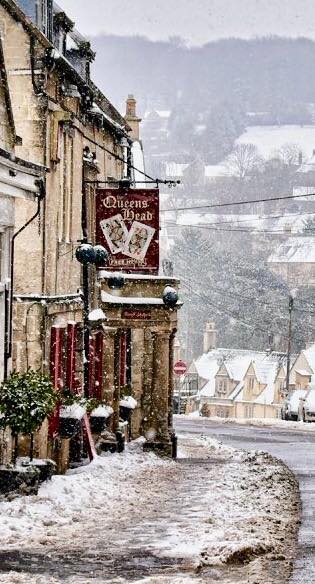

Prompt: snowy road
[
  {"left": 175, "top": 416, "right": 315, "bottom": 584},
  {"left": 0, "top": 435, "right": 297, "bottom": 584}
]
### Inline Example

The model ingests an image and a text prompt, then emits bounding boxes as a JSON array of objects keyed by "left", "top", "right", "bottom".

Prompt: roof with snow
[
  {"left": 204, "top": 164, "right": 233, "bottom": 179},
  {"left": 301, "top": 343, "right": 315, "bottom": 376},
  {"left": 194, "top": 348, "right": 284, "bottom": 401},
  {"left": 165, "top": 162, "right": 189, "bottom": 178},
  {"left": 268, "top": 237, "right": 315, "bottom": 264}
]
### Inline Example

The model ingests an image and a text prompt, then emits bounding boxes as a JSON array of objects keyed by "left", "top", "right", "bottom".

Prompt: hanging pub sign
[{"left": 95, "top": 188, "right": 159, "bottom": 274}]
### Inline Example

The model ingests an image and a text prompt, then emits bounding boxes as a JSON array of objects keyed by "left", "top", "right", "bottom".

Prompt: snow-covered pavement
[{"left": 0, "top": 436, "right": 299, "bottom": 583}]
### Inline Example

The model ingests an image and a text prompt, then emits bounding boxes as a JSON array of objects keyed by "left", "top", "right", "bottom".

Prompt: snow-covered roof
[
  {"left": 165, "top": 162, "right": 189, "bottom": 178},
  {"left": 204, "top": 164, "right": 232, "bottom": 179},
  {"left": 195, "top": 348, "right": 284, "bottom": 403},
  {"left": 302, "top": 343, "right": 315, "bottom": 375},
  {"left": 268, "top": 237, "right": 315, "bottom": 264},
  {"left": 229, "top": 381, "right": 244, "bottom": 401},
  {"left": 296, "top": 369, "right": 312, "bottom": 377}
]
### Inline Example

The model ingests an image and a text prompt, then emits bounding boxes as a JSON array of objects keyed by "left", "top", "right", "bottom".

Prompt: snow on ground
[
  {"left": 0, "top": 435, "right": 299, "bottom": 583},
  {"left": 0, "top": 438, "right": 168, "bottom": 548},
  {"left": 237, "top": 125, "right": 315, "bottom": 159},
  {"left": 178, "top": 412, "right": 315, "bottom": 432}
]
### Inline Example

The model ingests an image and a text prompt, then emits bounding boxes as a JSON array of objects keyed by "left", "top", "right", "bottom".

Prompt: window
[
  {"left": 248, "top": 376, "right": 255, "bottom": 390},
  {"left": 245, "top": 405, "right": 254, "bottom": 418},
  {"left": 217, "top": 377, "right": 228, "bottom": 395},
  {"left": 39, "top": 0, "right": 53, "bottom": 41},
  {"left": 216, "top": 407, "right": 228, "bottom": 418},
  {"left": 58, "top": 129, "right": 74, "bottom": 242}
]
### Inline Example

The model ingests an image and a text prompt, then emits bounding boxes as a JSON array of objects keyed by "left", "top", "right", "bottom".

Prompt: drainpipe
[{"left": 4, "top": 180, "right": 46, "bottom": 380}]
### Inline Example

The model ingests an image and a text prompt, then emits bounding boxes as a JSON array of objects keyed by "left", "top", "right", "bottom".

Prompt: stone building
[
  {"left": 185, "top": 324, "right": 286, "bottom": 419},
  {"left": 0, "top": 0, "right": 180, "bottom": 465},
  {"left": 0, "top": 29, "right": 44, "bottom": 384},
  {"left": 268, "top": 236, "right": 315, "bottom": 288}
]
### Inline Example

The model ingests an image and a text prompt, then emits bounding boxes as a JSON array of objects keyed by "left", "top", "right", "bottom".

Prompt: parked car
[
  {"left": 298, "top": 387, "right": 315, "bottom": 422},
  {"left": 281, "top": 389, "right": 307, "bottom": 421}
]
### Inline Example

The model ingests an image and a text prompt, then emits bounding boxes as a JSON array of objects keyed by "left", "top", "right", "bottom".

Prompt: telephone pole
[{"left": 285, "top": 294, "right": 294, "bottom": 398}]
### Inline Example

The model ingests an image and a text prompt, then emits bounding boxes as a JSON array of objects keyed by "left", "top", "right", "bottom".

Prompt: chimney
[
  {"left": 203, "top": 321, "right": 217, "bottom": 353},
  {"left": 125, "top": 94, "right": 142, "bottom": 141}
]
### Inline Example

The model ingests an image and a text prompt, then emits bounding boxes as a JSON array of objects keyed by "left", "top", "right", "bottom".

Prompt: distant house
[
  {"left": 290, "top": 343, "right": 315, "bottom": 389},
  {"left": 268, "top": 236, "right": 315, "bottom": 288},
  {"left": 185, "top": 346, "right": 286, "bottom": 419}
]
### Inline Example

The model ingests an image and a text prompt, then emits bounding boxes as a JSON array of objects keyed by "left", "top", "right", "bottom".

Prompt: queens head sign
[{"left": 95, "top": 188, "right": 159, "bottom": 274}]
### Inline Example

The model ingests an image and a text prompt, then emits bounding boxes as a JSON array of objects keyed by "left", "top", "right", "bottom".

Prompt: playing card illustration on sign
[
  {"left": 124, "top": 221, "right": 155, "bottom": 261},
  {"left": 100, "top": 214, "right": 128, "bottom": 254}
]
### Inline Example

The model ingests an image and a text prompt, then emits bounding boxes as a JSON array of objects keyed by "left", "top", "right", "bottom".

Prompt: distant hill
[{"left": 91, "top": 35, "right": 315, "bottom": 120}]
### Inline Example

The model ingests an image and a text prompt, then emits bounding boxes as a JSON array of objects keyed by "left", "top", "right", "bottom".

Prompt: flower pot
[
  {"left": 59, "top": 418, "right": 82, "bottom": 439},
  {"left": 19, "top": 458, "right": 56, "bottom": 483},
  {"left": 89, "top": 416, "right": 107, "bottom": 434},
  {"left": 0, "top": 465, "right": 39, "bottom": 497}
]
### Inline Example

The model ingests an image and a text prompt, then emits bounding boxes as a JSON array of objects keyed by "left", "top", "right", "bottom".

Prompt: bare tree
[
  {"left": 224, "top": 143, "right": 263, "bottom": 179},
  {"left": 275, "top": 143, "right": 302, "bottom": 167}
]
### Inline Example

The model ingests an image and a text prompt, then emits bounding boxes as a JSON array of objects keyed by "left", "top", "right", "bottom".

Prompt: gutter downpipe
[{"left": 4, "top": 179, "right": 46, "bottom": 380}]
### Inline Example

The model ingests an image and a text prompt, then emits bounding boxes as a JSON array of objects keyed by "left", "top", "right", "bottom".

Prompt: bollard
[
  {"left": 116, "top": 430, "right": 125, "bottom": 453},
  {"left": 171, "top": 432, "right": 178, "bottom": 460}
]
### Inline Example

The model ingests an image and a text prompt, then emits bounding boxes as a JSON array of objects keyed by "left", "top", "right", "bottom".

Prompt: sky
[{"left": 59, "top": 0, "right": 315, "bottom": 45}]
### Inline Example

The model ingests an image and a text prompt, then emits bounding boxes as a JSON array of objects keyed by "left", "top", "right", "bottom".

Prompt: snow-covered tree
[{"left": 0, "top": 370, "right": 57, "bottom": 463}]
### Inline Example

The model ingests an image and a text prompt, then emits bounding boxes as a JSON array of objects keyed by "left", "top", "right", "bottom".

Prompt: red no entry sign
[{"left": 174, "top": 360, "right": 187, "bottom": 376}]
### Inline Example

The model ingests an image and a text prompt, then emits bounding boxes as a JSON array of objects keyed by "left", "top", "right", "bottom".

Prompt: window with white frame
[{"left": 216, "top": 377, "right": 228, "bottom": 395}]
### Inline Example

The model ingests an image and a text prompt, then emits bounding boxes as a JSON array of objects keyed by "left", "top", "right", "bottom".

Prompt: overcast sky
[{"left": 59, "top": 0, "right": 315, "bottom": 45}]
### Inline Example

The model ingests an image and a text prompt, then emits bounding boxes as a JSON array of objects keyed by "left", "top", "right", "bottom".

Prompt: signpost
[
  {"left": 174, "top": 360, "right": 187, "bottom": 414},
  {"left": 95, "top": 188, "right": 159, "bottom": 274},
  {"left": 174, "top": 360, "right": 187, "bottom": 376}
]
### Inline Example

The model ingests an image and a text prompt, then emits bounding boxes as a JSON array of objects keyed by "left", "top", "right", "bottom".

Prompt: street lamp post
[
  {"left": 76, "top": 243, "right": 108, "bottom": 399},
  {"left": 285, "top": 294, "right": 294, "bottom": 398}
]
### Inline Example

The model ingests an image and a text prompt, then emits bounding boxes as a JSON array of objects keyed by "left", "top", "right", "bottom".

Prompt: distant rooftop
[{"left": 268, "top": 236, "right": 315, "bottom": 264}]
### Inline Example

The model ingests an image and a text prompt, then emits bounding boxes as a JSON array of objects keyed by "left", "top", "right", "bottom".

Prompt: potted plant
[
  {"left": 59, "top": 388, "right": 86, "bottom": 439},
  {"left": 87, "top": 398, "right": 113, "bottom": 433},
  {"left": 0, "top": 370, "right": 57, "bottom": 492},
  {"left": 0, "top": 370, "right": 57, "bottom": 462}
]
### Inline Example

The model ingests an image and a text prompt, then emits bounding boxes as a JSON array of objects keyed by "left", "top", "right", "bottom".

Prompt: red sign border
[{"left": 95, "top": 188, "right": 159, "bottom": 275}]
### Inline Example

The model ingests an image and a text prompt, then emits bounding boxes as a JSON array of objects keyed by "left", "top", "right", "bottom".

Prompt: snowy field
[
  {"left": 237, "top": 125, "right": 315, "bottom": 159},
  {"left": 0, "top": 435, "right": 299, "bottom": 583}
]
